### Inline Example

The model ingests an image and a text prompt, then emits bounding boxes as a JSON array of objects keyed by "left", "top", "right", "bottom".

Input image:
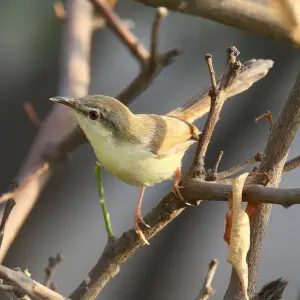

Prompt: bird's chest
[{"left": 86, "top": 129, "right": 180, "bottom": 187}]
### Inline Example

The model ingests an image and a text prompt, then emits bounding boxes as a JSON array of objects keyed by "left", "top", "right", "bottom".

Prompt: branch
[
  {"left": 44, "top": 253, "right": 64, "bottom": 289},
  {"left": 224, "top": 71, "right": 300, "bottom": 299},
  {"left": 251, "top": 278, "right": 288, "bottom": 300},
  {"left": 135, "top": 0, "right": 300, "bottom": 46},
  {"left": 187, "top": 47, "right": 242, "bottom": 180},
  {"left": 0, "top": 265, "right": 69, "bottom": 300},
  {"left": 69, "top": 175, "right": 300, "bottom": 300},
  {"left": 195, "top": 259, "right": 218, "bottom": 300},
  {"left": 283, "top": 154, "right": 300, "bottom": 172},
  {"left": 0, "top": 183, "right": 16, "bottom": 249},
  {"left": 215, "top": 152, "right": 263, "bottom": 181}
]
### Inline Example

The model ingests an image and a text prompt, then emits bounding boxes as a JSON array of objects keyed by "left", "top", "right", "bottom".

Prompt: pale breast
[{"left": 93, "top": 135, "right": 183, "bottom": 187}]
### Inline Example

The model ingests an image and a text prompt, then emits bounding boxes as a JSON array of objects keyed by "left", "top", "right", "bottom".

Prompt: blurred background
[{"left": 0, "top": 0, "right": 300, "bottom": 299}]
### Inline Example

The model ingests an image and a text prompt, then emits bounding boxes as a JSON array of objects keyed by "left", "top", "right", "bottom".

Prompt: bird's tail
[{"left": 167, "top": 59, "right": 274, "bottom": 124}]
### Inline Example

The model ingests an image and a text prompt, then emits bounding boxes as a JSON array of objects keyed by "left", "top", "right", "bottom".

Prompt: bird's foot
[
  {"left": 172, "top": 183, "right": 192, "bottom": 206},
  {"left": 135, "top": 214, "right": 150, "bottom": 245}
]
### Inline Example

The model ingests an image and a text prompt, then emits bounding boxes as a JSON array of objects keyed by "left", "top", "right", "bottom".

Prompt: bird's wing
[
  {"left": 136, "top": 114, "right": 200, "bottom": 158},
  {"left": 168, "top": 59, "right": 274, "bottom": 123}
]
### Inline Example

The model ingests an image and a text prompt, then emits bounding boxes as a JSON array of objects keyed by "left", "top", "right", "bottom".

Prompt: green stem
[{"left": 94, "top": 163, "right": 114, "bottom": 239}]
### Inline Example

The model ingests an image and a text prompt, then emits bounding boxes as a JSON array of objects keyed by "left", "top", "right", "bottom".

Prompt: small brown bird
[{"left": 50, "top": 58, "right": 273, "bottom": 244}]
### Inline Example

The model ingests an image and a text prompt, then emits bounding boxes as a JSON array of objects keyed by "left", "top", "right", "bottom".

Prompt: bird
[{"left": 50, "top": 58, "right": 273, "bottom": 244}]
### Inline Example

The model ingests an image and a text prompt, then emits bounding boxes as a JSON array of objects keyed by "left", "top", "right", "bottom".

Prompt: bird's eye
[{"left": 88, "top": 110, "right": 99, "bottom": 120}]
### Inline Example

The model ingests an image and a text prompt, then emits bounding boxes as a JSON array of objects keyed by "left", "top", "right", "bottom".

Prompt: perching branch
[
  {"left": 195, "top": 259, "right": 218, "bottom": 300},
  {"left": 69, "top": 173, "right": 300, "bottom": 300},
  {"left": 135, "top": 0, "right": 300, "bottom": 46},
  {"left": 0, "top": 265, "right": 69, "bottom": 300},
  {"left": 224, "top": 71, "right": 300, "bottom": 299}
]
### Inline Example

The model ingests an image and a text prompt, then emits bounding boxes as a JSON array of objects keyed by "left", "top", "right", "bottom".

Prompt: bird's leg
[
  {"left": 135, "top": 186, "right": 150, "bottom": 245},
  {"left": 172, "top": 167, "right": 192, "bottom": 206}
]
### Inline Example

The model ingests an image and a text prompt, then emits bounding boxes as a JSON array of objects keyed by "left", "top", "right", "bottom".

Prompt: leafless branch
[
  {"left": 135, "top": 0, "right": 300, "bottom": 46},
  {"left": 283, "top": 154, "right": 300, "bottom": 172},
  {"left": 68, "top": 176, "right": 300, "bottom": 299},
  {"left": 23, "top": 102, "right": 41, "bottom": 128},
  {"left": 187, "top": 47, "right": 242, "bottom": 180},
  {"left": 224, "top": 71, "right": 300, "bottom": 299},
  {"left": 215, "top": 152, "right": 263, "bottom": 181},
  {"left": 0, "top": 265, "right": 69, "bottom": 300},
  {"left": 195, "top": 259, "right": 218, "bottom": 300},
  {"left": 93, "top": 0, "right": 150, "bottom": 65},
  {"left": 251, "top": 278, "right": 288, "bottom": 300},
  {"left": 44, "top": 253, "right": 64, "bottom": 289},
  {"left": 0, "top": 163, "right": 49, "bottom": 204},
  {"left": 0, "top": 183, "right": 17, "bottom": 249}
]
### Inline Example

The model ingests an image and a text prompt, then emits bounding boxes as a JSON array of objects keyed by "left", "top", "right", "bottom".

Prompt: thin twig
[
  {"left": 93, "top": 0, "right": 150, "bottom": 65},
  {"left": 195, "top": 259, "right": 218, "bottom": 300},
  {"left": 150, "top": 7, "right": 168, "bottom": 70},
  {"left": 283, "top": 154, "right": 300, "bottom": 172},
  {"left": 23, "top": 102, "right": 41, "bottom": 128},
  {"left": 214, "top": 151, "right": 224, "bottom": 173},
  {"left": 44, "top": 253, "right": 63, "bottom": 289},
  {"left": 0, "top": 163, "right": 49, "bottom": 204},
  {"left": 206, "top": 55, "right": 217, "bottom": 95},
  {"left": 0, "top": 182, "right": 17, "bottom": 249},
  {"left": 188, "top": 47, "right": 242, "bottom": 180},
  {"left": 94, "top": 164, "right": 114, "bottom": 239},
  {"left": 216, "top": 152, "right": 263, "bottom": 181},
  {"left": 0, "top": 265, "right": 69, "bottom": 300}
]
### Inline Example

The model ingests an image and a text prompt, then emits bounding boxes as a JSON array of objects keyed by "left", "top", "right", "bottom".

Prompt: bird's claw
[
  {"left": 135, "top": 215, "right": 150, "bottom": 245},
  {"left": 172, "top": 184, "right": 192, "bottom": 206}
]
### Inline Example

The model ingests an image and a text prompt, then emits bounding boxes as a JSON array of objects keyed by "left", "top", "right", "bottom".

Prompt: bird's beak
[{"left": 49, "top": 96, "right": 76, "bottom": 109}]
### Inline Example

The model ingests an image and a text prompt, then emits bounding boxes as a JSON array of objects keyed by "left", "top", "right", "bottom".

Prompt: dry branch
[
  {"left": 187, "top": 47, "right": 242, "bottom": 181},
  {"left": 195, "top": 259, "right": 218, "bottom": 300},
  {"left": 44, "top": 253, "right": 64, "bottom": 289},
  {"left": 135, "top": 0, "right": 300, "bottom": 46},
  {"left": 224, "top": 71, "right": 300, "bottom": 299},
  {"left": 0, "top": 265, "right": 68, "bottom": 300}
]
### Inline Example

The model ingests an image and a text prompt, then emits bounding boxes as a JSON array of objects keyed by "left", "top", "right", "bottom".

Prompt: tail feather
[{"left": 167, "top": 59, "right": 274, "bottom": 123}]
